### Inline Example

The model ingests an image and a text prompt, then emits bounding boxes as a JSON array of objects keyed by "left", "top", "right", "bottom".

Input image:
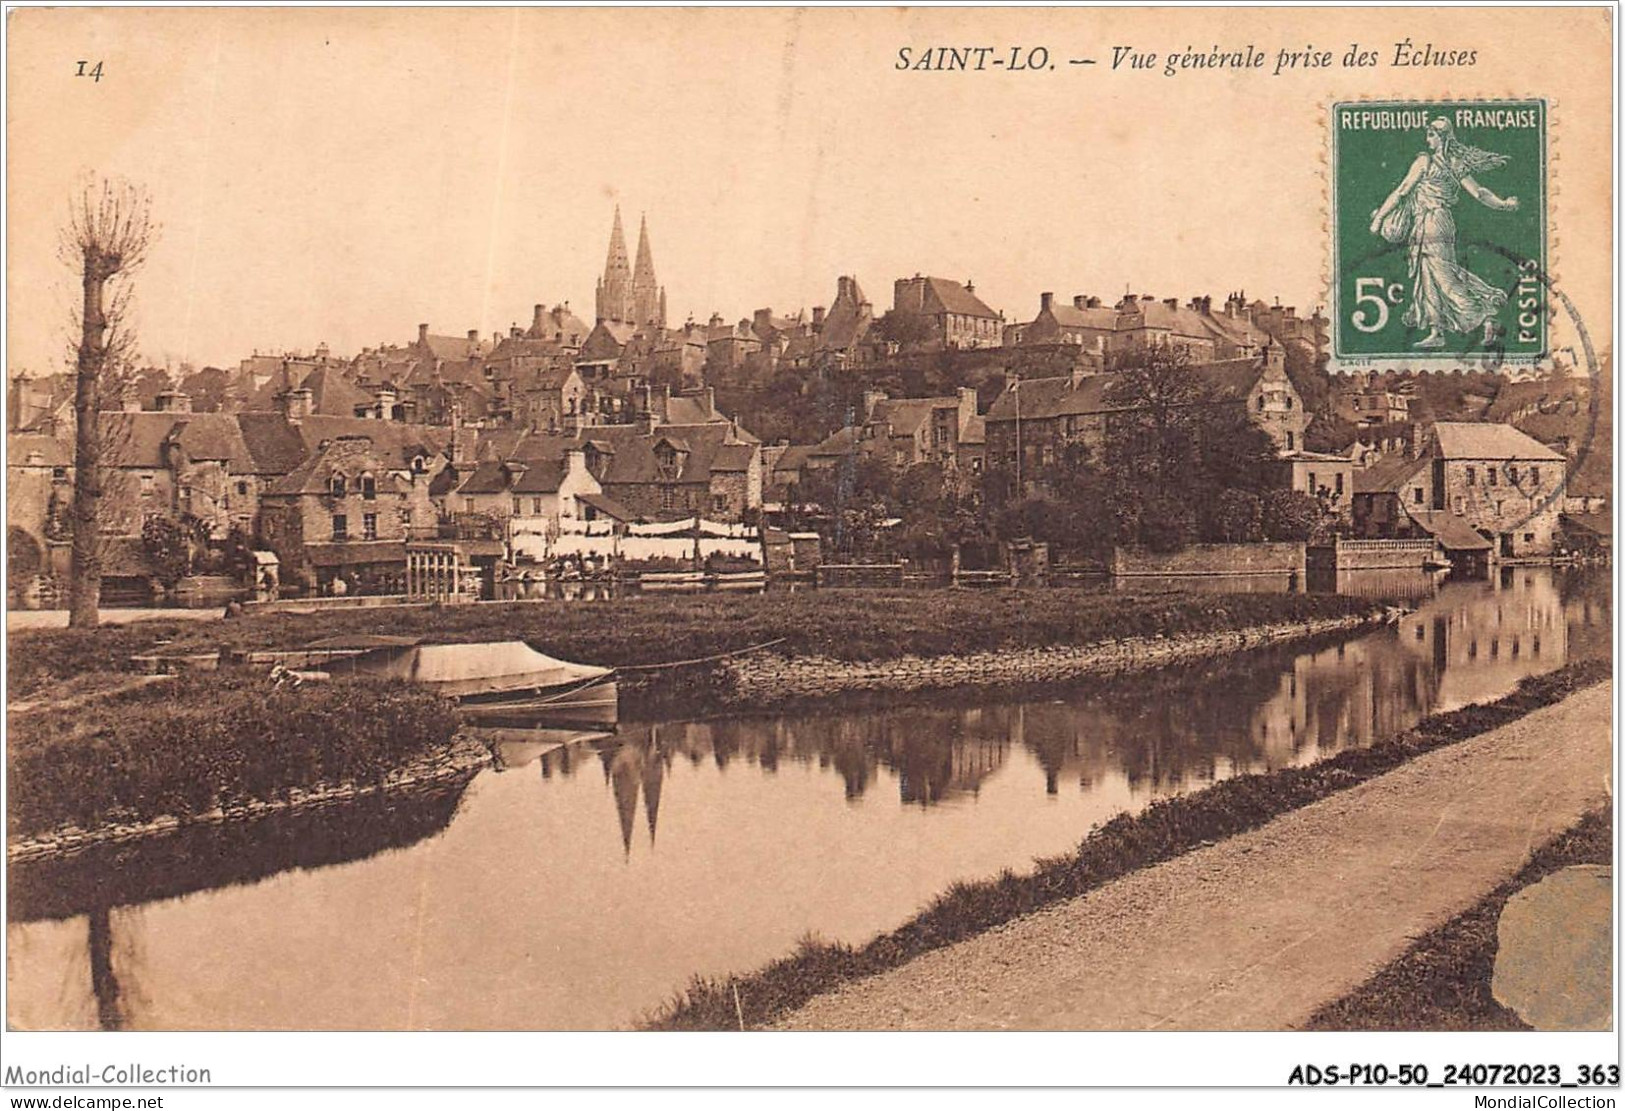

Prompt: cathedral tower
[
  {"left": 595, "top": 206, "right": 634, "bottom": 325},
  {"left": 631, "top": 214, "right": 667, "bottom": 329}
]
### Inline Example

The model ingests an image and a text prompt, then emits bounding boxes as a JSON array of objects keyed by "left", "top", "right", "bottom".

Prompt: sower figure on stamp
[{"left": 1369, "top": 117, "right": 1520, "bottom": 349}]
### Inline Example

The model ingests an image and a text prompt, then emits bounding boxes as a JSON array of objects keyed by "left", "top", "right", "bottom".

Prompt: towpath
[{"left": 774, "top": 682, "right": 1613, "bottom": 1030}]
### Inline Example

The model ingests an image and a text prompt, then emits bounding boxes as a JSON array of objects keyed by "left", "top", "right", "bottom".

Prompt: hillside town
[{"left": 6, "top": 204, "right": 1610, "bottom": 608}]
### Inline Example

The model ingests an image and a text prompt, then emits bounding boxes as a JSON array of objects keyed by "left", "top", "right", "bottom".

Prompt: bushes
[
  {"left": 8, "top": 673, "right": 460, "bottom": 840},
  {"left": 1262, "top": 489, "right": 1322, "bottom": 542}
]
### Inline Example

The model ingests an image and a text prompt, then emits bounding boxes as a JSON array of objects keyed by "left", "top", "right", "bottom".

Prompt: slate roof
[
  {"left": 420, "top": 333, "right": 480, "bottom": 361},
  {"left": 985, "top": 375, "right": 1117, "bottom": 422},
  {"left": 578, "top": 492, "right": 634, "bottom": 521},
  {"left": 871, "top": 397, "right": 959, "bottom": 436},
  {"left": 264, "top": 440, "right": 412, "bottom": 497},
  {"left": 1045, "top": 303, "right": 1118, "bottom": 330},
  {"left": 8, "top": 433, "right": 72, "bottom": 466},
  {"left": 1352, "top": 454, "right": 1427, "bottom": 495},
  {"left": 96, "top": 413, "right": 254, "bottom": 469},
  {"left": 1404, "top": 510, "right": 1493, "bottom": 551},
  {"left": 1433, "top": 422, "right": 1565, "bottom": 461},
  {"left": 908, "top": 277, "right": 998, "bottom": 319}
]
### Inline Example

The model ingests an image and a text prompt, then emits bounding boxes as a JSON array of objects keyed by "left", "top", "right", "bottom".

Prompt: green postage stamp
[{"left": 1331, "top": 99, "right": 1547, "bottom": 364}]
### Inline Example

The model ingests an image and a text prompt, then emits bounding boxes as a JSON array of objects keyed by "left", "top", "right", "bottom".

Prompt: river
[{"left": 6, "top": 567, "right": 1610, "bottom": 1030}]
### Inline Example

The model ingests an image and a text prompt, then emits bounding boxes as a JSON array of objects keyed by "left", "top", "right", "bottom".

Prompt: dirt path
[{"left": 774, "top": 682, "right": 1614, "bottom": 1031}]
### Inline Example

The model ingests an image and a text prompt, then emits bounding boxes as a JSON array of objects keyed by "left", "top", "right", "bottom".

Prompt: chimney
[
  {"left": 468, "top": 329, "right": 480, "bottom": 345},
  {"left": 511, "top": 325, "right": 524, "bottom": 339},
  {"left": 1087, "top": 296, "right": 1102, "bottom": 309},
  {"left": 154, "top": 389, "right": 192, "bottom": 414},
  {"left": 965, "top": 279, "right": 975, "bottom": 294},
  {"left": 753, "top": 308, "right": 774, "bottom": 336},
  {"left": 863, "top": 388, "right": 887, "bottom": 421},
  {"left": 709, "top": 312, "right": 724, "bottom": 329},
  {"left": 812, "top": 306, "right": 826, "bottom": 329},
  {"left": 1040, "top": 292, "right": 1054, "bottom": 313},
  {"left": 418, "top": 323, "right": 429, "bottom": 345},
  {"left": 957, "top": 386, "right": 977, "bottom": 429},
  {"left": 279, "top": 387, "right": 314, "bottom": 422},
  {"left": 1163, "top": 297, "right": 1178, "bottom": 310},
  {"left": 564, "top": 449, "right": 587, "bottom": 481},
  {"left": 1072, "top": 295, "right": 1087, "bottom": 310}
]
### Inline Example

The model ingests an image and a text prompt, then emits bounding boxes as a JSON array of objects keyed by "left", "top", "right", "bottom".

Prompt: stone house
[
  {"left": 891, "top": 275, "right": 1003, "bottom": 350},
  {"left": 856, "top": 388, "right": 981, "bottom": 471},
  {"left": 450, "top": 450, "right": 602, "bottom": 527},
  {"left": 257, "top": 434, "right": 440, "bottom": 593},
  {"left": 1425, "top": 422, "right": 1567, "bottom": 557}
]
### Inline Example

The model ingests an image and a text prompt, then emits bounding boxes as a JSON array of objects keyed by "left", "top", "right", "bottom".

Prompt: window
[
  {"left": 1335, "top": 472, "right": 1344, "bottom": 496},
  {"left": 464, "top": 497, "right": 475, "bottom": 513},
  {"left": 140, "top": 474, "right": 154, "bottom": 495},
  {"left": 532, "top": 498, "right": 543, "bottom": 515},
  {"left": 971, "top": 457, "right": 984, "bottom": 475},
  {"left": 512, "top": 497, "right": 522, "bottom": 516},
  {"left": 1257, "top": 396, "right": 1266, "bottom": 411},
  {"left": 1530, "top": 466, "right": 1540, "bottom": 486},
  {"left": 330, "top": 475, "right": 347, "bottom": 498},
  {"left": 1412, "top": 487, "right": 1424, "bottom": 505},
  {"left": 331, "top": 514, "right": 348, "bottom": 541},
  {"left": 52, "top": 466, "right": 68, "bottom": 482},
  {"left": 361, "top": 474, "right": 377, "bottom": 500},
  {"left": 1524, "top": 532, "right": 1535, "bottom": 544},
  {"left": 661, "top": 486, "right": 677, "bottom": 510},
  {"left": 1285, "top": 431, "right": 1294, "bottom": 451},
  {"left": 1285, "top": 396, "right": 1294, "bottom": 410},
  {"left": 712, "top": 494, "right": 729, "bottom": 514},
  {"left": 1506, "top": 465, "right": 1518, "bottom": 484},
  {"left": 1465, "top": 466, "right": 1476, "bottom": 486},
  {"left": 1488, "top": 467, "right": 1498, "bottom": 486},
  {"left": 1307, "top": 472, "right": 1317, "bottom": 495},
  {"left": 362, "top": 513, "right": 378, "bottom": 540}
]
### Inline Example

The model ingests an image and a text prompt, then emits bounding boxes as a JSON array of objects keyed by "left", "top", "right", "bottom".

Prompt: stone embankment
[
  {"left": 722, "top": 613, "right": 1379, "bottom": 704},
  {"left": 6, "top": 734, "right": 492, "bottom": 865}
]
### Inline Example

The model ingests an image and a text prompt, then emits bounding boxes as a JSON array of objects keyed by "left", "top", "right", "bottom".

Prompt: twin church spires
[{"left": 594, "top": 205, "right": 667, "bottom": 329}]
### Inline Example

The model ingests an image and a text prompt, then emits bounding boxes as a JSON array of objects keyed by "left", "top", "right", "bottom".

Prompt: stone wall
[
  {"left": 722, "top": 613, "right": 1374, "bottom": 704},
  {"left": 1326, "top": 538, "right": 1438, "bottom": 570},
  {"left": 1112, "top": 542, "right": 1307, "bottom": 577}
]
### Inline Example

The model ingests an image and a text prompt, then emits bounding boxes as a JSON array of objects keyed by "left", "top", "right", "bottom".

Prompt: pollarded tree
[{"left": 60, "top": 175, "right": 158, "bottom": 627}]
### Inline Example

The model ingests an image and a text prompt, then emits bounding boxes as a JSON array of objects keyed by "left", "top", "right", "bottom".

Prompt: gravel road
[{"left": 773, "top": 682, "right": 1614, "bottom": 1031}]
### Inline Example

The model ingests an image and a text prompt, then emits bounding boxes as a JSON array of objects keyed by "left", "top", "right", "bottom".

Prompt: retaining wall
[
  {"left": 1113, "top": 543, "right": 1307, "bottom": 578},
  {"left": 723, "top": 613, "right": 1377, "bottom": 704}
]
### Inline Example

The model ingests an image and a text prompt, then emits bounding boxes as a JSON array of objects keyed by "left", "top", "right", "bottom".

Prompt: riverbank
[
  {"left": 1304, "top": 808, "right": 1612, "bottom": 1031},
  {"left": 646, "top": 659, "right": 1611, "bottom": 1030},
  {"left": 6, "top": 672, "right": 467, "bottom": 855},
  {"left": 8, "top": 589, "right": 1382, "bottom": 704}
]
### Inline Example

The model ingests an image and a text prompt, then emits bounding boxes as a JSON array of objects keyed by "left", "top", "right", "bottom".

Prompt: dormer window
[
  {"left": 330, "top": 475, "right": 347, "bottom": 498},
  {"left": 412, "top": 454, "right": 428, "bottom": 474}
]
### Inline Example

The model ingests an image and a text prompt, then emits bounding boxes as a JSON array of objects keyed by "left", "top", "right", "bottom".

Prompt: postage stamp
[{"left": 1331, "top": 99, "right": 1548, "bottom": 364}]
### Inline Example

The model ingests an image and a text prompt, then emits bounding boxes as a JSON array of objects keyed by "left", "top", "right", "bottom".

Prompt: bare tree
[{"left": 59, "top": 175, "right": 157, "bottom": 628}]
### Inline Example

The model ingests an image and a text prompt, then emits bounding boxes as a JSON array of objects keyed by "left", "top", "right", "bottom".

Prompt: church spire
[
  {"left": 631, "top": 212, "right": 666, "bottom": 329},
  {"left": 595, "top": 205, "right": 634, "bottom": 324}
]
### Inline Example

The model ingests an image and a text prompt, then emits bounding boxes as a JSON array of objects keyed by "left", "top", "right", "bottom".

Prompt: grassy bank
[
  {"left": 6, "top": 590, "right": 1377, "bottom": 697},
  {"left": 644, "top": 658, "right": 1611, "bottom": 1030},
  {"left": 1305, "top": 807, "right": 1612, "bottom": 1031},
  {"left": 7, "top": 672, "right": 460, "bottom": 842}
]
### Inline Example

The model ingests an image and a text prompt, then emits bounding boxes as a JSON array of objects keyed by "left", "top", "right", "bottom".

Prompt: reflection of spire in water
[
  {"left": 610, "top": 755, "right": 639, "bottom": 858},
  {"left": 642, "top": 750, "right": 664, "bottom": 846}
]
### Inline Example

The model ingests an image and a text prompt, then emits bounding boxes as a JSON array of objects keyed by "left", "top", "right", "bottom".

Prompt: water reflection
[{"left": 7, "top": 569, "right": 1608, "bottom": 1031}]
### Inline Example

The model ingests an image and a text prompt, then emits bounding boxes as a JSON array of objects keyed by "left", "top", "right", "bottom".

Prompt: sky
[{"left": 6, "top": 6, "right": 1613, "bottom": 373}]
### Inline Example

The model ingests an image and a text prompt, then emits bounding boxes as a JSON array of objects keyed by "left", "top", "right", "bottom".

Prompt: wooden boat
[{"left": 328, "top": 639, "right": 618, "bottom": 725}]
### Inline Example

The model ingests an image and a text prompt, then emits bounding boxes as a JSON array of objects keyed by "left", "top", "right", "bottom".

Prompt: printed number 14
[
  {"left": 1351, "top": 277, "right": 1405, "bottom": 333},
  {"left": 76, "top": 60, "right": 104, "bottom": 82}
]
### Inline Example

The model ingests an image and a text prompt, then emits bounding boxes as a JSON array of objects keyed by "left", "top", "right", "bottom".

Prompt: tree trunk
[{"left": 68, "top": 264, "right": 107, "bottom": 629}]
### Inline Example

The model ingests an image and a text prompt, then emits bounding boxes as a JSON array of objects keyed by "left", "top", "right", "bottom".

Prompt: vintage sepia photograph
[{"left": 1, "top": 3, "right": 1616, "bottom": 1094}]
